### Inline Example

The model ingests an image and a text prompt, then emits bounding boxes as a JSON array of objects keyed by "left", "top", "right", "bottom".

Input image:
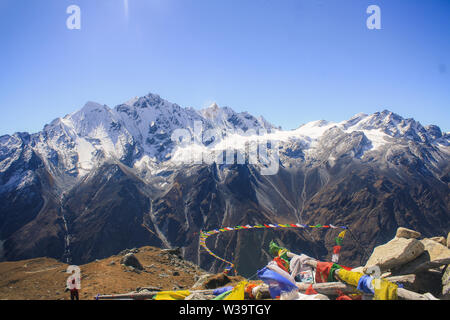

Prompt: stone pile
[{"left": 361, "top": 227, "right": 450, "bottom": 299}]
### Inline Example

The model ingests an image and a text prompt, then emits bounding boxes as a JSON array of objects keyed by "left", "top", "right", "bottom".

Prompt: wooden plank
[
  {"left": 95, "top": 289, "right": 215, "bottom": 300},
  {"left": 296, "top": 282, "right": 357, "bottom": 295},
  {"left": 385, "top": 274, "right": 416, "bottom": 284}
]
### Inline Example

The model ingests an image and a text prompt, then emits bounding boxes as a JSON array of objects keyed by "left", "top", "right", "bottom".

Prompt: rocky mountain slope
[{"left": 0, "top": 92, "right": 448, "bottom": 277}]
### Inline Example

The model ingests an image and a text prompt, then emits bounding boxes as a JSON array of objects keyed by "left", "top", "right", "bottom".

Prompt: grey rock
[
  {"left": 120, "top": 253, "right": 143, "bottom": 270},
  {"left": 447, "top": 232, "right": 450, "bottom": 249},
  {"left": 365, "top": 237, "right": 425, "bottom": 272},
  {"left": 391, "top": 251, "right": 431, "bottom": 275},
  {"left": 429, "top": 237, "right": 447, "bottom": 246},
  {"left": 161, "top": 247, "right": 182, "bottom": 258},
  {"left": 442, "top": 266, "right": 450, "bottom": 299},
  {"left": 192, "top": 274, "right": 213, "bottom": 289},
  {"left": 119, "top": 248, "right": 140, "bottom": 256},
  {"left": 396, "top": 227, "right": 421, "bottom": 239},
  {"left": 421, "top": 239, "right": 450, "bottom": 261}
]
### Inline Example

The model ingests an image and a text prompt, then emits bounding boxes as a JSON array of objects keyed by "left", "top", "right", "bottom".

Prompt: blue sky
[{"left": 0, "top": 0, "right": 449, "bottom": 134}]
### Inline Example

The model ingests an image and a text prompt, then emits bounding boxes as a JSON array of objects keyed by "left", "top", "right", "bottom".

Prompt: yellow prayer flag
[
  {"left": 153, "top": 290, "right": 191, "bottom": 300},
  {"left": 338, "top": 230, "right": 347, "bottom": 238},
  {"left": 224, "top": 281, "right": 248, "bottom": 300},
  {"left": 336, "top": 269, "right": 363, "bottom": 287},
  {"left": 373, "top": 279, "right": 398, "bottom": 300},
  {"left": 278, "top": 249, "right": 288, "bottom": 258}
]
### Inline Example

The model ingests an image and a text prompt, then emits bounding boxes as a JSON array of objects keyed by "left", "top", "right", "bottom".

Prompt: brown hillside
[{"left": 0, "top": 246, "right": 208, "bottom": 300}]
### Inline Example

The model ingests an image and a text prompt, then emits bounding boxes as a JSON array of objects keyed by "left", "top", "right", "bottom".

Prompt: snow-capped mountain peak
[
  {"left": 338, "top": 109, "right": 444, "bottom": 145},
  {"left": 205, "top": 102, "right": 220, "bottom": 111},
  {"left": 0, "top": 93, "right": 448, "bottom": 192}
]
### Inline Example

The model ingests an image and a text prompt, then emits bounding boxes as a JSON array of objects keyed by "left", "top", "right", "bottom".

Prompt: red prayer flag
[
  {"left": 305, "top": 284, "right": 318, "bottom": 295},
  {"left": 273, "top": 257, "right": 289, "bottom": 273}
]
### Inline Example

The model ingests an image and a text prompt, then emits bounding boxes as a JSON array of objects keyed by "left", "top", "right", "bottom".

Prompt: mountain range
[{"left": 0, "top": 92, "right": 449, "bottom": 276}]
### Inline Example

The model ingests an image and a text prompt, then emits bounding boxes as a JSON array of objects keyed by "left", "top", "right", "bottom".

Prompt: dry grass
[{"left": 0, "top": 246, "right": 206, "bottom": 300}]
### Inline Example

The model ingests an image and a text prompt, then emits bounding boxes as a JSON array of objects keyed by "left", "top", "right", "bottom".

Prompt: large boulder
[
  {"left": 420, "top": 239, "right": 450, "bottom": 261},
  {"left": 192, "top": 273, "right": 247, "bottom": 290},
  {"left": 365, "top": 237, "right": 425, "bottom": 272},
  {"left": 120, "top": 253, "right": 144, "bottom": 270},
  {"left": 192, "top": 274, "right": 213, "bottom": 289},
  {"left": 429, "top": 237, "right": 447, "bottom": 246},
  {"left": 203, "top": 273, "right": 232, "bottom": 289},
  {"left": 442, "top": 266, "right": 450, "bottom": 299},
  {"left": 391, "top": 239, "right": 450, "bottom": 276},
  {"left": 447, "top": 232, "right": 450, "bottom": 249},
  {"left": 391, "top": 251, "right": 431, "bottom": 275},
  {"left": 395, "top": 227, "right": 421, "bottom": 239}
]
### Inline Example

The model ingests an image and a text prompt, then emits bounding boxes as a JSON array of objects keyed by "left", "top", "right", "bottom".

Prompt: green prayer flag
[
  {"left": 328, "top": 263, "right": 343, "bottom": 282},
  {"left": 269, "top": 240, "right": 288, "bottom": 257}
]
